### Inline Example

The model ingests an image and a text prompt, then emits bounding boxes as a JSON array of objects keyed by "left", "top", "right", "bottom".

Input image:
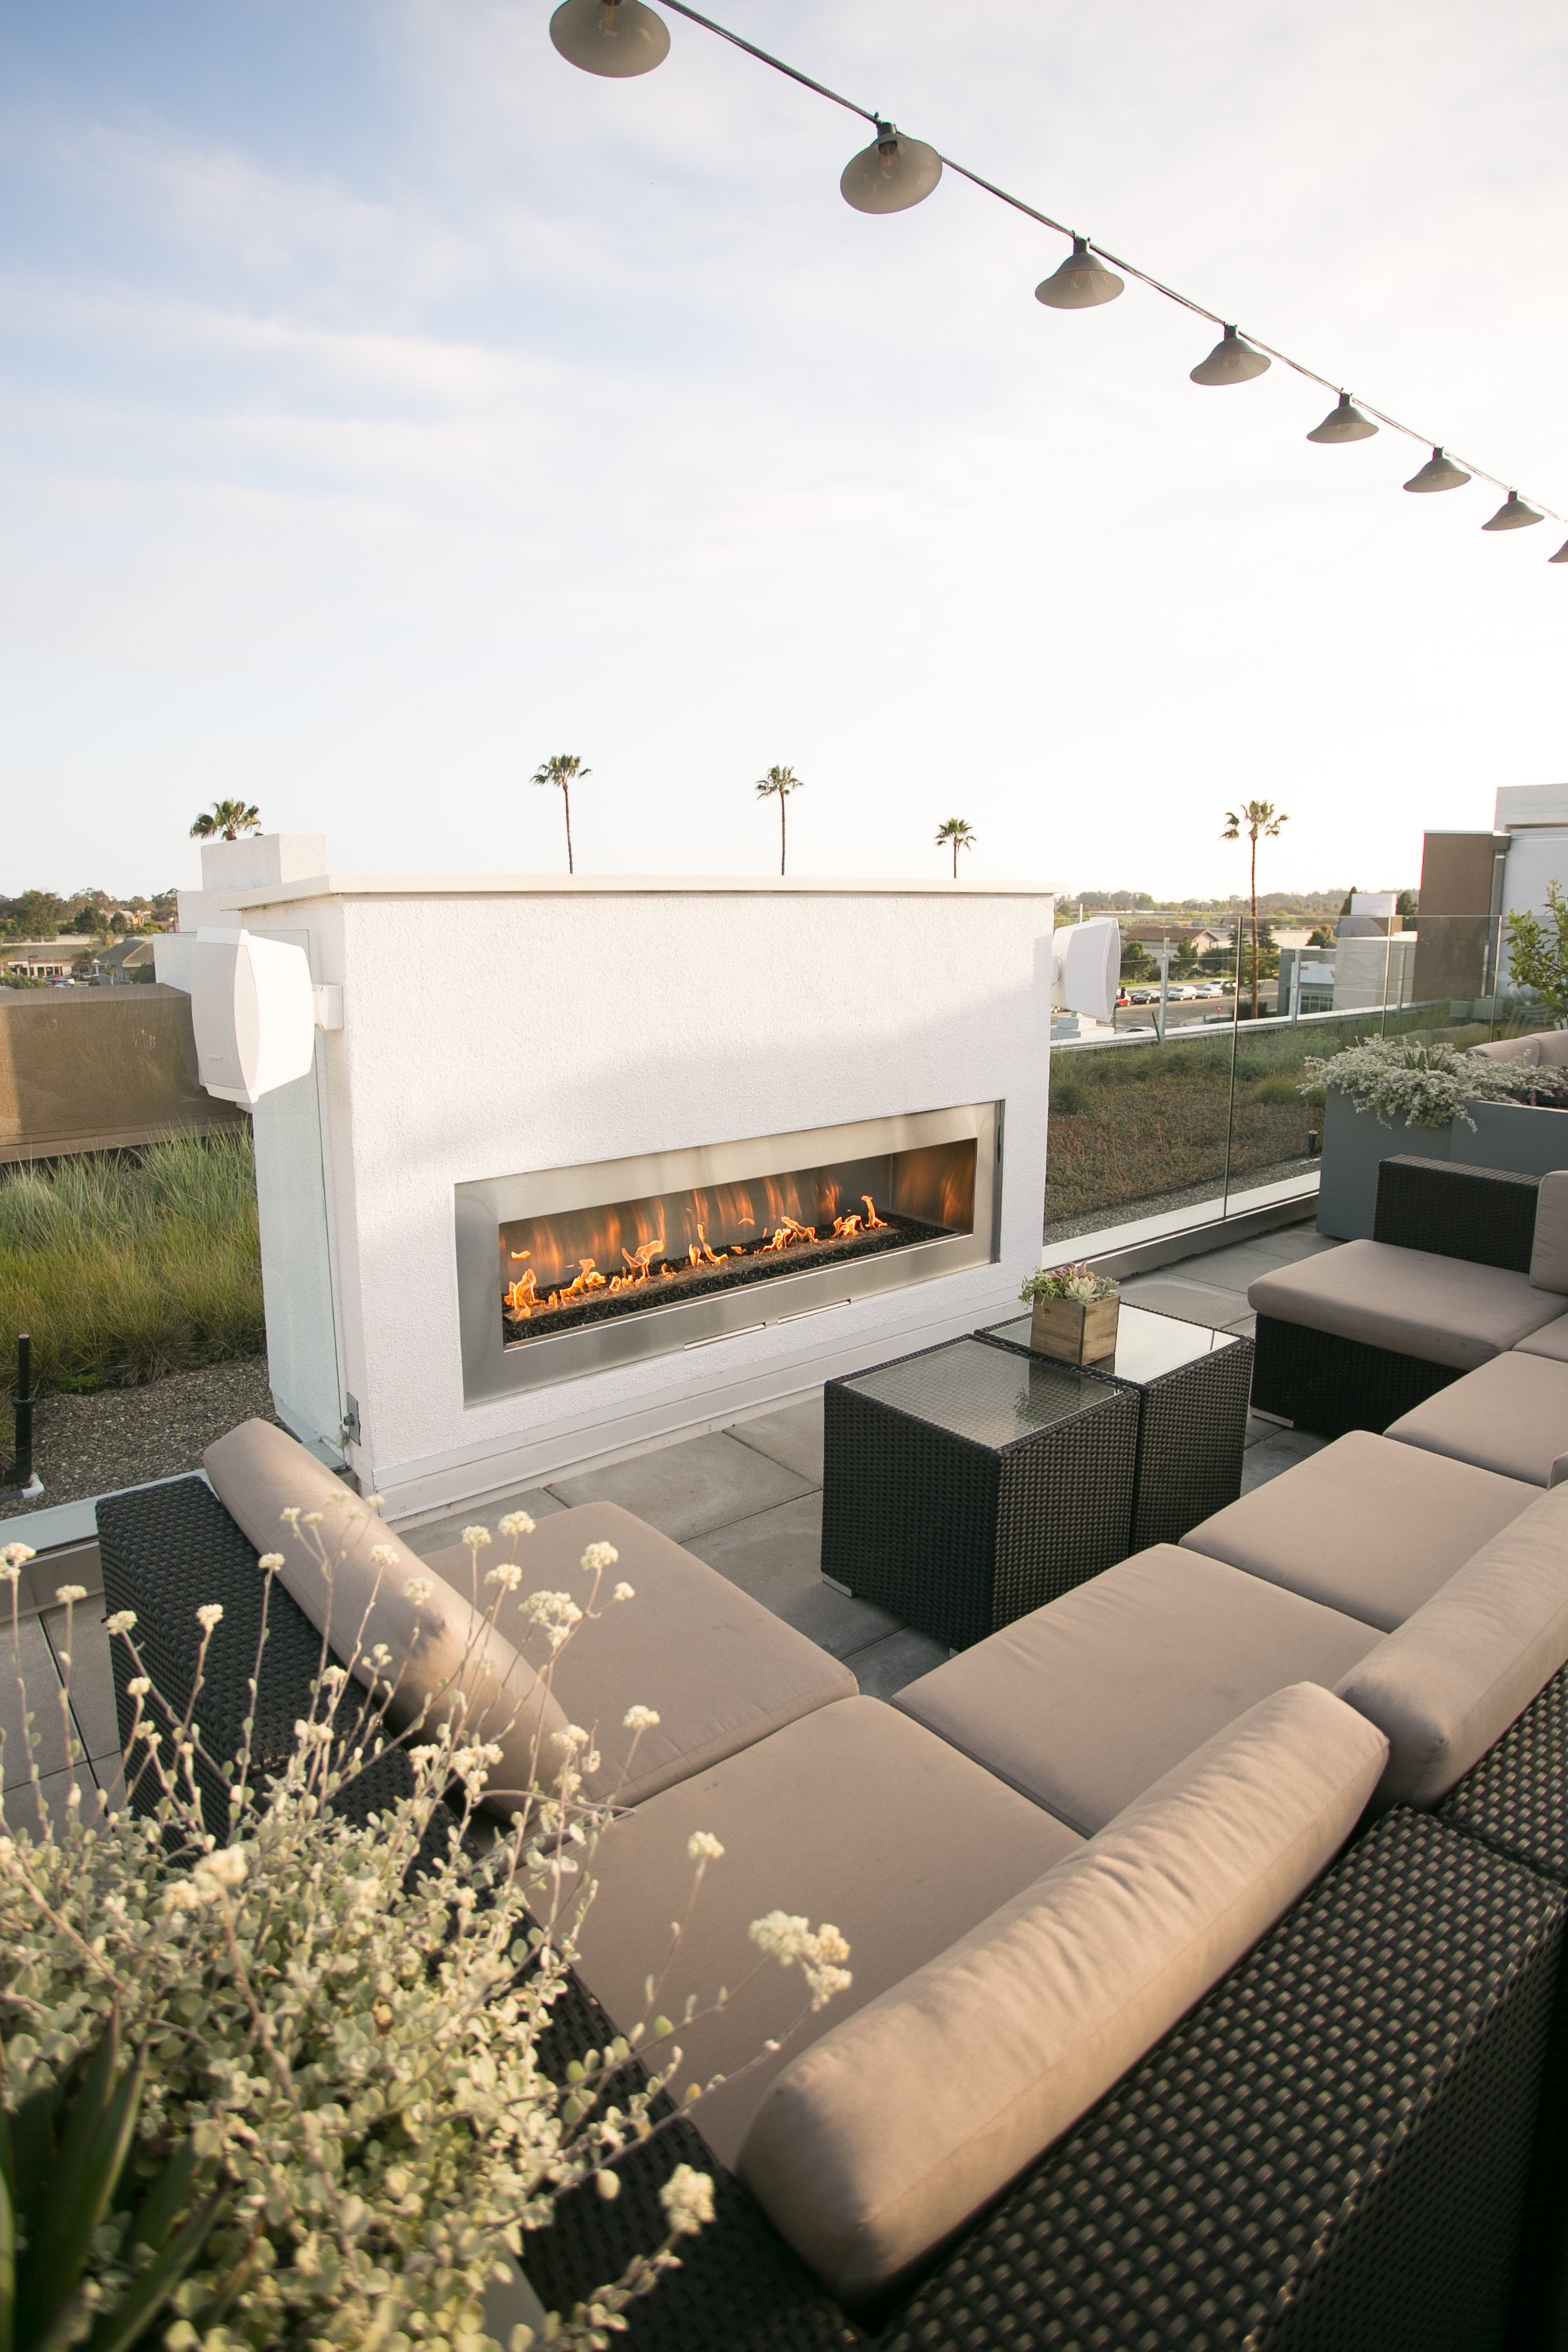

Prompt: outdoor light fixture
[
  {"left": 1306, "top": 393, "right": 1377, "bottom": 445},
  {"left": 543, "top": 0, "right": 1566, "bottom": 559},
  {"left": 550, "top": 0, "right": 670, "bottom": 77},
  {"left": 1190, "top": 327, "right": 1270, "bottom": 386},
  {"left": 1483, "top": 492, "right": 1544, "bottom": 532},
  {"left": 840, "top": 122, "right": 943, "bottom": 214},
  {"left": 1034, "top": 238, "right": 1124, "bottom": 310},
  {"left": 1403, "top": 447, "right": 1471, "bottom": 493},
  {"left": 1551, "top": 540, "right": 1568, "bottom": 564}
]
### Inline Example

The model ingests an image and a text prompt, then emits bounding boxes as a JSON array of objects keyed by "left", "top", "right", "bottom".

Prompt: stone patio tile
[
  {"left": 1118, "top": 1276, "right": 1259, "bottom": 1331},
  {"left": 1225, "top": 1309, "right": 1258, "bottom": 1338},
  {"left": 685, "top": 1495, "right": 899, "bottom": 1660},
  {"left": 0, "top": 1613, "right": 73, "bottom": 1777},
  {"left": 843, "top": 1627, "right": 952, "bottom": 1701},
  {"left": 1177, "top": 1243, "right": 1305, "bottom": 1296},
  {"left": 2, "top": 1765, "right": 89, "bottom": 1841},
  {"left": 405, "top": 1486, "right": 566, "bottom": 1558},
  {"left": 546, "top": 1432, "right": 815, "bottom": 1544},
  {"left": 1252, "top": 1227, "right": 1339, "bottom": 1261},
  {"left": 42, "top": 1606, "right": 118, "bottom": 1761},
  {"left": 1239, "top": 1427, "right": 1327, "bottom": 1494},
  {"left": 728, "top": 1394, "right": 825, "bottom": 1486}
]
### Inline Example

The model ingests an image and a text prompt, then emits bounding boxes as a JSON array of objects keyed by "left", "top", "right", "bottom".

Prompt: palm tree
[
  {"left": 189, "top": 800, "right": 262, "bottom": 842},
  {"left": 754, "top": 766, "right": 803, "bottom": 877},
  {"left": 532, "top": 754, "right": 590, "bottom": 874},
  {"left": 1221, "top": 800, "right": 1289, "bottom": 1020},
  {"left": 934, "top": 818, "right": 978, "bottom": 880}
]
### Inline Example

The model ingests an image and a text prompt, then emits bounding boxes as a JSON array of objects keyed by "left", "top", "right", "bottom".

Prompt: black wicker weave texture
[
  {"left": 96, "top": 1475, "right": 416, "bottom": 1837},
  {"left": 821, "top": 1342, "right": 1138, "bottom": 1650},
  {"left": 1098, "top": 1330, "right": 1254, "bottom": 1551},
  {"left": 1250, "top": 1313, "right": 1460, "bottom": 1438},
  {"left": 1373, "top": 1155, "right": 1540, "bottom": 1269}
]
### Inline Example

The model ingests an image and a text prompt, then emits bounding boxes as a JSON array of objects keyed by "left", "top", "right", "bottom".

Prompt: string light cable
[{"left": 546, "top": 0, "right": 1568, "bottom": 557}]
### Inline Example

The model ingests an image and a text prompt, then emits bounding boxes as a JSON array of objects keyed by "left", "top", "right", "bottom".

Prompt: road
[{"left": 1112, "top": 985, "right": 1281, "bottom": 1033}]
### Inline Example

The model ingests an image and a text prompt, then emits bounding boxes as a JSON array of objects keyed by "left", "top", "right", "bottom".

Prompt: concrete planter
[
  {"left": 1450, "top": 1098, "right": 1568, "bottom": 1179},
  {"left": 1316, "top": 1092, "right": 1450, "bottom": 1241}
]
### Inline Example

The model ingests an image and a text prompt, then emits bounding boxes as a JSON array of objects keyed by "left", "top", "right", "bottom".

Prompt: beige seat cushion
[
  {"left": 205, "top": 1419, "right": 569, "bottom": 1813},
  {"left": 1471, "top": 1034, "right": 1542, "bottom": 1066},
  {"left": 432, "top": 1502, "right": 856, "bottom": 1812},
  {"left": 1386, "top": 1355, "right": 1568, "bottom": 1490},
  {"left": 1515, "top": 1315, "right": 1568, "bottom": 1364},
  {"left": 1247, "top": 1238, "right": 1564, "bottom": 1370},
  {"left": 1336, "top": 1482, "right": 1568, "bottom": 1806},
  {"left": 1181, "top": 1431, "right": 1537, "bottom": 1628},
  {"left": 569, "top": 1696, "right": 1083, "bottom": 2173},
  {"left": 740, "top": 1685, "right": 1388, "bottom": 2303},
  {"left": 1531, "top": 1171, "right": 1568, "bottom": 1295},
  {"left": 893, "top": 1547, "right": 1379, "bottom": 1834}
]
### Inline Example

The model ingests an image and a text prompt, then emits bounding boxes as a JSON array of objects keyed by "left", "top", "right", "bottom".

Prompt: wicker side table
[
  {"left": 978, "top": 1302, "right": 1254, "bottom": 1552},
  {"left": 821, "top": 1337, "right": 1138, "bottom": 1650}
]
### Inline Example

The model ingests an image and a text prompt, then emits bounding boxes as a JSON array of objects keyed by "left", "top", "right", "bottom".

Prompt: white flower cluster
[
  {"left": 1305, "top": 1033, "right": 1537, "bottom": 1131},
  {"left": 749, "top": 1910, "right": 855, "bottom": 2010}
]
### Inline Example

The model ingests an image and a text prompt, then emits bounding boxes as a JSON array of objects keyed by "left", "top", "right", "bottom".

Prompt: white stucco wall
[{"left": 230, "top": 879, "right": 1054, "bottom": 1516}]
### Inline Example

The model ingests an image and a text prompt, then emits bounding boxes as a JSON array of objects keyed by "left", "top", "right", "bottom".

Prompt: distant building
[{"left": 5, "top": 953, "right": 70, "bottom": 980}]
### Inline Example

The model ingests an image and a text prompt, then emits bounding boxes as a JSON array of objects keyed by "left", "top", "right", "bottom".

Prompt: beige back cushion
[
  {"left": 1472, "top": 1034, "right": 1543, "bottom": 1065},
  {"left": 1335, "top": 1482, "right": 1568, "bottom": 1807},
  {"left": 1538, "top": 1030, "right": 1568, "bottom": 1069},
  {"left": 1530, "top": 1171, "right": 1568, "bottom": 1296},
  {"left": 205, "top": 1420, "right": 568, "bottom": 1815},
  {"left": 738, "top": 1684, "right": 1387, "bottom": 2304}
]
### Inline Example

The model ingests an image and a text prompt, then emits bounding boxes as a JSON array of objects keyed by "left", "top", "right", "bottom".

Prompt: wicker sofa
[
  {"left": 1249, "top": 1156, "right": 1568, "bottom": 1436},
  {"left": 96, "top": 1414, "right": 1568, "bottom": 2350}
]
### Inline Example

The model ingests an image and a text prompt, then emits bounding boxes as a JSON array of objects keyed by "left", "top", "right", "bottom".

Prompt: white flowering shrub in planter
[
  {"left": 1300, "top": 1034, "right": 1535, "bottom": 1131},
  {"left": 0, "top": 1515, "right": 850, "bottom": 2352}
]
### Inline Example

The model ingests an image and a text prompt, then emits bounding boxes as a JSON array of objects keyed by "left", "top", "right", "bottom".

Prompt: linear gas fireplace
[{"left": 456, "top": 1104, "right": 999, "bottom": 1401}]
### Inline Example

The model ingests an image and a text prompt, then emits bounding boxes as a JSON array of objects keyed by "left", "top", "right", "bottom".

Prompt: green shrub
[{"left": 0, "top": 1131, "right": 263, "bottom": 1388}]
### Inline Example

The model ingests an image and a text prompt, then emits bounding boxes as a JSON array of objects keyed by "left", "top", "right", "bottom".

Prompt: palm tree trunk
[
  {"left": 779, "top": 797, "right": 786, "bottom": 877},
  {"left": 1250, "top": 838, "right": 1259, "bottom": 1022},
  {"left": 564, "top": 786, "right": 575, "bottom": 876},
  {"left": 952, "top": 841, "right": 958, "bottom": 880}
]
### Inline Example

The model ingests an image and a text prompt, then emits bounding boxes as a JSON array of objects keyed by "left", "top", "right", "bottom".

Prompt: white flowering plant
[
  {"left": 1301, "top": 1033, "right": 1537, "bottom": 1131},
  {"left": 1020, "top": 1263, "right": 1119, "bottom": 1307},
  {"left": 0, "top": 1503, "right": 851, "bottom": 2352}
]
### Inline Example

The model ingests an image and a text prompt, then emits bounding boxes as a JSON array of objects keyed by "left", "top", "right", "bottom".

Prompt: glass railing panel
[{"left": 1044, "top": 1023, "right": 1237, "bottom": 1248}]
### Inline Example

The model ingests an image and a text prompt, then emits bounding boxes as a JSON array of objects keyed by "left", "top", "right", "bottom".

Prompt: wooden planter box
[{"left": 1029, "top": 1292, "right": 1120, "bottom": 1365}]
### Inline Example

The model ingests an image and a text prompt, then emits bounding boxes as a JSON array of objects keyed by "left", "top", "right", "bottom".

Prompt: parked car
[{"left": 1127, "top": 986, "right": 1160, "bottom": 1004}]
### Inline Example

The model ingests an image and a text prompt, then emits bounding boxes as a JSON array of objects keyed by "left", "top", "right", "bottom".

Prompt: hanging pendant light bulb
[
  {"left": 1034, "top": 237, "right": 1124, "bottom": 310},
  {"left": 1403, "top": 446, "right": 1470, "bottom": 493},
  {"left": 1550, "top": 540, "right": 1568, "bottom": 564},
  {"left": 840, "top": 120, "right": 942, "bottom": 214},
  {"left": 1306, "top": 392, "right": 1378, "bottom": 445},
  {"left": 550, "top": 0, "right": 670, "bottom": 77},
  {"left": 1483, "top": 492, "right": 1544, "bottom": 532},
  {"left": 1190, "top": 326, "right": 1270, "bottom": 386}
]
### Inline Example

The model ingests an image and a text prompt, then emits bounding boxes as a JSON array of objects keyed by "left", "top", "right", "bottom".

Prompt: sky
[{"left": 2, "top": 0, "right": 1565, "bottom": 902}]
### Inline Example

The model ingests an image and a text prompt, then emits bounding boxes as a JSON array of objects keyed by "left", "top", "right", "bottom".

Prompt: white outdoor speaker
[
  {"left": 192, "top": 929, "right": 317, "bottom": 1106},
  {"left": 1051, "top": 918, "right": 1121, "bottom": 1023}
]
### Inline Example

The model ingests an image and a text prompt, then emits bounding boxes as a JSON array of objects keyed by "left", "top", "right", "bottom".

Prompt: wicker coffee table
[
  {"left": 978, "top": 1303, "right": 1254, "bottom": 1552},
  {"left": 821, "top": 1337, "right": 1139, "bottom": 1650}
]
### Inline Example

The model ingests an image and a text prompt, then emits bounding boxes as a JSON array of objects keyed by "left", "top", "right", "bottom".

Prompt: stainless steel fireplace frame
[{"left": 456, "top": 1102, "right": 1001, "bottom": 1403}]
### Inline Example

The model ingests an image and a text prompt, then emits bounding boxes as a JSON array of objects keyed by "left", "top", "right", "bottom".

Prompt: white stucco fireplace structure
[{"left": 180, "top": 861, "right": 1054, "bottom": 1521}]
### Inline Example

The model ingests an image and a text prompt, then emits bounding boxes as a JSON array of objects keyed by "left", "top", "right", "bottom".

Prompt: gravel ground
[
  {"left": 10, "top": 1360, "right": 278, "bottom": 1515},
  {"left": 1046, "top": 1152, "right": 1321, "bottom": 1245}
]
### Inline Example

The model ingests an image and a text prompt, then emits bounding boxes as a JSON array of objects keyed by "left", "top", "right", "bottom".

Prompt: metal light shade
[
  {"left": 1483, "top": 492, "right": 1544, "bottom": 532},
  {"left": 1403, "top": 446, "right": 1470, "bottom": 493},
  {"left": 1190, "top": 327, "right": 1270, "bottom": 386},
  {"left": 1035, "top": 238, "right": 1124, "bottom": 310},
  {"left": 550, "top": 0, "right": 670, "bottom": 77},
  {"left": 1306, "top": 393, "right": 1377, "bottom": 445},
  {"left": 1551, "top": 540, "right": 1568, "bottom": 564},
  {"left": 840, "top": 122, "right": 943, "bottom": 214}
]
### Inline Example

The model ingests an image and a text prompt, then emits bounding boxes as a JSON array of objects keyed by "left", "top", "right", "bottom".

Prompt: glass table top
[
  {"left": 981, "top": 1303, "right": 1245, "bottom": 1387},
  {"left": 842, "top": 1337, "right": 1121, "bottom": 1450}
]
